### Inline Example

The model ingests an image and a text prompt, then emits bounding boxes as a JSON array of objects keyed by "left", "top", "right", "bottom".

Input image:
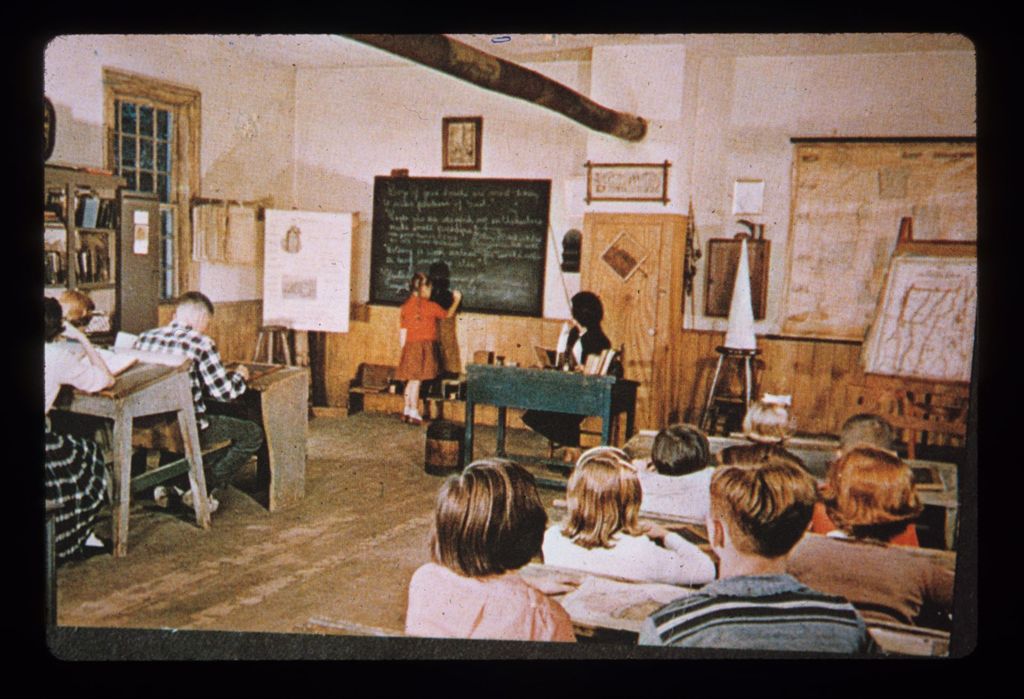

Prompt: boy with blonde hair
[{"left": 639, "top": 459, "right": 875, "bottom": 653}]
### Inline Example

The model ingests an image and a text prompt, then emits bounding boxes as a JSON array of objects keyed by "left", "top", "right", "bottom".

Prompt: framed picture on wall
[
  {"left": 442, "top": 116, "right": 482, "bottom": 171},
  {"left": 584, "top": 161, "right": 671, "bottom": 204},
  {"left": 704, "top": 236, "right": 770, "bottom": 320}
]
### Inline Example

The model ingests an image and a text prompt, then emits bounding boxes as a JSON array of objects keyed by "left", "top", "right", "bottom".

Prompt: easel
[{"left": 852, "top": 219, "right": 975, "bottom": 459}]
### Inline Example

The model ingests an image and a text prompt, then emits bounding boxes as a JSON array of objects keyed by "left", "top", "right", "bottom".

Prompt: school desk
[
  {"left": 210, "top": 363, "right": 309, "bottom": 511},
  {"left": 54, "top": 360, "right": 212, "bottom": 557},
  {"left": 463, "top": 364, "right": 639, "bottom": 463},
  {"left": 625, "top": 433, "right": 962, "bottom": 551}
]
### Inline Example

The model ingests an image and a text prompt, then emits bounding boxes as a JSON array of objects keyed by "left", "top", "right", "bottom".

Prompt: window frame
[{"left": 103, "top": 68, "right": 201, "bottom": 297}]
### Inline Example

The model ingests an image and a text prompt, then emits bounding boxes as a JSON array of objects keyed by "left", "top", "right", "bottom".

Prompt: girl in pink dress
[{"left": 405, "top": 459, "right": 575, "bottom": 642}]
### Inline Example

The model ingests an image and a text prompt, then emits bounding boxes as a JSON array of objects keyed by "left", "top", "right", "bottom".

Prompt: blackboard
[{"left": 370, "top": 176, "right": 551, "bottom": 316}]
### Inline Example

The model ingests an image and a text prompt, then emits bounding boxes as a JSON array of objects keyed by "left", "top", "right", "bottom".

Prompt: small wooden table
[
  {"left": 54, "top": 361, "right": 211, "bottom": 557},
  {"left": 463, "top": 364, "right": 639, "bottom": 463}
]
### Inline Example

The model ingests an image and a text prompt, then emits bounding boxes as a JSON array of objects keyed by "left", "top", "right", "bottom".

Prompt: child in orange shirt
[{"left": 396, "top": 272, "right": 461, "bottom": 425}]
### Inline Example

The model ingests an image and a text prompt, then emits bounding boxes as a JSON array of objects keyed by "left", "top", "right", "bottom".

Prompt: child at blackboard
[
  {"left": 428, "top": 261, "right": 463, "bottom": 379},
  {"left": 397, "top": 272, "right": 460, "bottom": 425}
]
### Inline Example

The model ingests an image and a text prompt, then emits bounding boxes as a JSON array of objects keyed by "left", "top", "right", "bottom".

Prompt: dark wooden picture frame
[
  {"left": 584, "top": 160, "right": 670, "bottom": 204},
  {"left": 442, "top": 116, "right": 482, "bottom": 171},
  {"left": 704, "top": 237, "right": 770, "bottom": 320}
]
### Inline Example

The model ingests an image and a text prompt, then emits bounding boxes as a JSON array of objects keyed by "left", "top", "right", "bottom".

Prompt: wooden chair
[{"left": 44, "top": 500, "right": 59, "bottom": 627}]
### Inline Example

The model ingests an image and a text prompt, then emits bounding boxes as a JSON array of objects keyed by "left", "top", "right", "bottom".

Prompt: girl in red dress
[{"left": 396, "top": 272, "right": 461, "bottom": 425}]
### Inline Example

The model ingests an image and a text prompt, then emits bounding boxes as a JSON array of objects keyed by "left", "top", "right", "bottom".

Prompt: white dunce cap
[{"left": 724, "top": 238, "right": 757, "bottom": 350}]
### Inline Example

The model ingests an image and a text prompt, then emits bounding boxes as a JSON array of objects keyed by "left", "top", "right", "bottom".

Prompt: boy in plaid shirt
[{"left": 135, "top": 291, "right": 263, "bottom": 510}]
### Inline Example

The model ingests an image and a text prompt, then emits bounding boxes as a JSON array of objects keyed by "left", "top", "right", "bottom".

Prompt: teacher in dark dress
[{"left": 521, "top": 291, "right": 611, "bottom": 448}]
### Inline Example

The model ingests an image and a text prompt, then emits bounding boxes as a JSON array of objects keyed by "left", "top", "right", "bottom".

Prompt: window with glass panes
[{"left": 112, "top": 99, "right": 176, "bottom": 298}]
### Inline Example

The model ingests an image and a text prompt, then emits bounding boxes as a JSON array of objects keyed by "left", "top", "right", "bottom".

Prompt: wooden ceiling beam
[{"left": 346, "top": 34, "right": 647, "bottom": 142}]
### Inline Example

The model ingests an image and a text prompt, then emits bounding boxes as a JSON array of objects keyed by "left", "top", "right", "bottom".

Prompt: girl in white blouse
[
  {"left": 542, "top": 446, "right": 716, "bottom": 587},
  {"left": 44, "top": 296, "right": 114, "bottom": 561}
]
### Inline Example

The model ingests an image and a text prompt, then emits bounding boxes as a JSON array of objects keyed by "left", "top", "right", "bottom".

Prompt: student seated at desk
[
  {"left": 635, "top": 424, "right": 716, "bottom": 521},
  {"left": 787, "top": 446, "right": 953, "bottom": 627},
  {"left": 809, "top": 414, "right": 919, "bottom": 547},
  {"left": 133, "top": 291, "right": 263, "bottom": 513},
  {"left": 542, "top": 447, "right": 716, "bottom": 587},
  {"left": 639, "top": 457, "right": 875, "bottom": 653},
  {"left": 405, "top": 459, "right": 575, "bottom": 642},
  {"left": 44, "top": 297, "right": 115, "bottom": 561}
]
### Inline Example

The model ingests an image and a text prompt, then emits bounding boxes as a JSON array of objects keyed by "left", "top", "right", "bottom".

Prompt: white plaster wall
[
  {"left": 292, "top": 58, "right": 592, "bottom": 319},
  {"left": 685, "top": 49, "right": 976, "bottom": 333},
  {"left": 43, "top": 34, "right": 298, "bottom": 302},
  {"left": 586, "top": 44, "right": 689, "bottom": 215},
  {"left": 42, "top": 36, "right": 976, "bottom": 324}
]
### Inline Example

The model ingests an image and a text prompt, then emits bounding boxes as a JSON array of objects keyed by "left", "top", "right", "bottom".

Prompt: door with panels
[{"left": 581, "top": 213, "right": 686, "bottom": 431}]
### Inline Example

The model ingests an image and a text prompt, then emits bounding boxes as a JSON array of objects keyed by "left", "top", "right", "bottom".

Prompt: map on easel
[{"left": 861, "top": 254, "right": 976, "bottom": 383}]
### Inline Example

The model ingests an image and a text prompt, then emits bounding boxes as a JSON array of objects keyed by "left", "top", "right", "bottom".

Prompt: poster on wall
[
  {"left": 781, "top": 140, "right": 976, "bottom": 340},
  {"left": 263, "top": 209, "right": 355, "bottom": 333}
]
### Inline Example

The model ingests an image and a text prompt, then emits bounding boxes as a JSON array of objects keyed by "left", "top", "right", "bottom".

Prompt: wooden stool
[
  {"left": 700, "top": 346, "right": 761, "bottom": 435},
  {"left": 253, "top": 325, "right": 293, "bottom": 365}
]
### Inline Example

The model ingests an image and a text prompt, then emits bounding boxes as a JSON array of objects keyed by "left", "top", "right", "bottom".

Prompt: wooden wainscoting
[
  {"left": 322, "top": 304, "right": 568, "bottom": 412},
  {"left": 672, "top": 330, "right": 867, "bottom": 437},
  {"left": 157, "top": 299, "right": 263, "bottom": 364}
]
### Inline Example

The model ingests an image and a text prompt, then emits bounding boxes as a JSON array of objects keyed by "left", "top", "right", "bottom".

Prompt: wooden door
[
  {"left": 582, "top": 213, "right": 685, "bottom": 430},
  {"left": 118, "top": 191, "right": 161, "bottom": 334}
]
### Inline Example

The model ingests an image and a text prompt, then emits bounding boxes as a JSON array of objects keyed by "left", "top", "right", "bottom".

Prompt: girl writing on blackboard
[
  {"left": 397, "top": 272, "right": 461, "bottom": 425},
  {"left": 428, "top": 261, "right": 462, "bottom": 380}
]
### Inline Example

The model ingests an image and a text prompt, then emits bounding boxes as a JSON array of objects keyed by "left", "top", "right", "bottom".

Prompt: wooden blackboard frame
[{"left": 369, "top": 176, "right": 551, "bottom": 317}]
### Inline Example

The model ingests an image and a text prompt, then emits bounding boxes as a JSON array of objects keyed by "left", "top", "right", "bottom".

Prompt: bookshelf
[
  {"left": 45, "top": 163, "right": 127, "bottom": 340},
  {"left": 45, "top": 163, "right": 124, "bottom": 293}
]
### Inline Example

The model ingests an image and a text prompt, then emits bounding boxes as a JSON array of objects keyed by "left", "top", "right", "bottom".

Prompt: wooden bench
[
  {"left": 128, "top": 416, "right": 232, "bottom": 495},
  {"left": 867, "top": 621, "right": 951, "bottom": 656}
]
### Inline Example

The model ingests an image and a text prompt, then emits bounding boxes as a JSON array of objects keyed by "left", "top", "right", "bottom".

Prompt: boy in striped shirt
[{"left": 639, "top": 458, "right": 876, "bottom": 653}]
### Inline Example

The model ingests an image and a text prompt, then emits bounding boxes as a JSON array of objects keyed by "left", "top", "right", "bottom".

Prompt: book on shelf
[
  {"left": 76, "top": 195, "right": 99, "bottom": 228},
  {"left": 96, "top": 198, "right": 117, "bottom": 229}
]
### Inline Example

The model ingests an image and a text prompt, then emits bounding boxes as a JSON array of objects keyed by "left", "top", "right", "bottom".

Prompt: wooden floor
[{"left": 51, "top": 412, "right": 571, "bottom": 655}]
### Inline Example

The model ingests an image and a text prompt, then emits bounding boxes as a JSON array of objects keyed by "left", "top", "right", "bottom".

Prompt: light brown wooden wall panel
[
  {"left": 673, "top": 330, "right": 867, "bottom": 436},
  {"left": 157, "top": 299, "right": 262, "bottom": 363},
  {"left": 321, "top": 306, "right": 567, "bottom": 409}
]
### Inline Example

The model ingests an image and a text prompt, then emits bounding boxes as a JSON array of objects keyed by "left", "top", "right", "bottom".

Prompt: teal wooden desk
[{"left": 464, "top": 364, "right": 639, "bottom": 462}]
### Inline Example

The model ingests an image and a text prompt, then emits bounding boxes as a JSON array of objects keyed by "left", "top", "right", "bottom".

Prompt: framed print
[
  {"left": 442, "top": 116, "right": 482, "bottom": 171},
  {"left": 585, "top": 161, "right": 670, "bottom": 204}
]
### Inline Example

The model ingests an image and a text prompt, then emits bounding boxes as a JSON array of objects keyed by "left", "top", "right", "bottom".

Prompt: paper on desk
[
  {"left": 94, "top": 347, "right": 138, "bottom": 375},
  {"left": 558, "top": 575, "right": 694, "bottom": 627},
  {"left": 108, "top": 346, "right": 189, "bottom": 368}
]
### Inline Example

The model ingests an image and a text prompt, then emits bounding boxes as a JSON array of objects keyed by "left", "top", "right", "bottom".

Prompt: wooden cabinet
[
  {"left": 44, "top": 163, "right": 161, "bottom": 335},
  {"left": 581, "top": 213, "right": 687, "bottom": 431}
]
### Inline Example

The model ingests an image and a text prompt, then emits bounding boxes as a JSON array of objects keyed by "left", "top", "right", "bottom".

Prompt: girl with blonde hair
[{"left": 542, "top": 446, "right": 716, "bottom": 586}]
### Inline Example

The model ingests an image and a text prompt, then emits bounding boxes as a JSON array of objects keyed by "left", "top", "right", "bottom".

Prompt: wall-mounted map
[
  {"left": 781, "top": 141, "right": 976, "bottom": 340},
  {"left": 861, "top": 255, "right": 976, "bottom": 384}
]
